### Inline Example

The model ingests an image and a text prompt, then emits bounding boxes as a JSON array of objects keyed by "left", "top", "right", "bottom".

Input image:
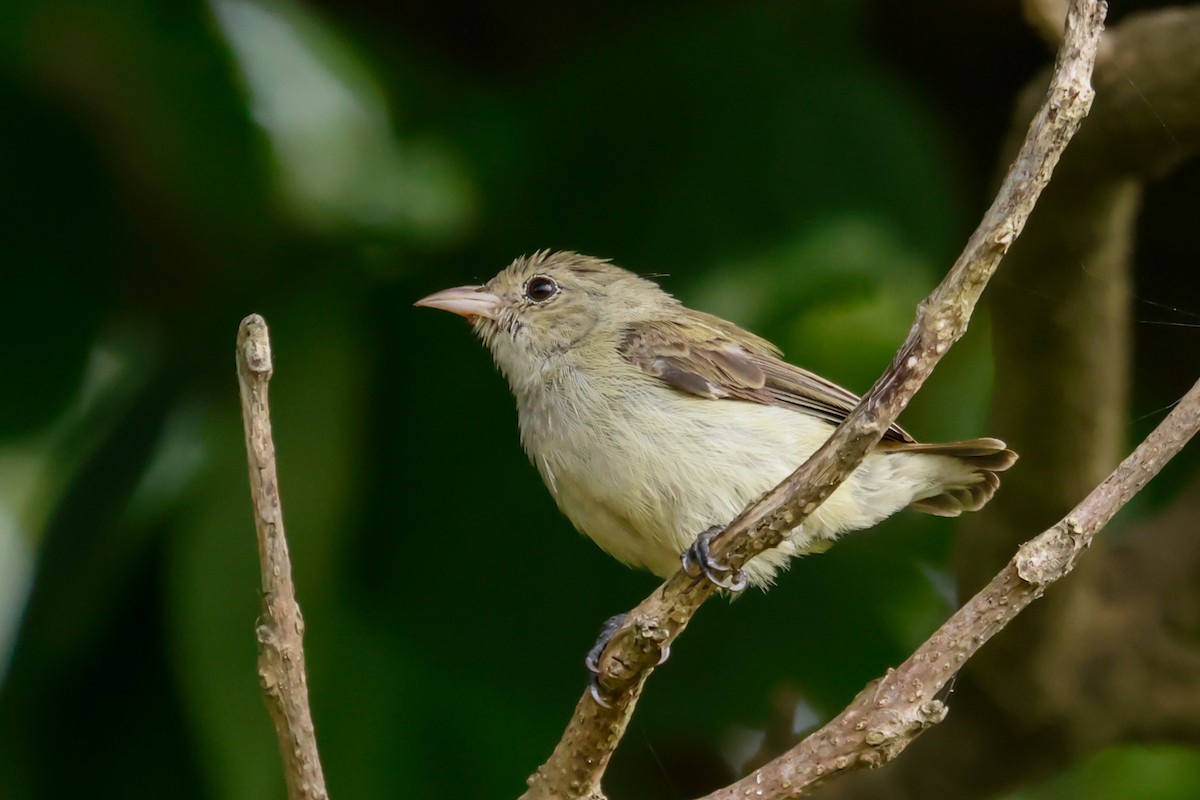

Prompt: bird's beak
[{"left": 414, "top": 285, "right": 502, "bottom": 320}]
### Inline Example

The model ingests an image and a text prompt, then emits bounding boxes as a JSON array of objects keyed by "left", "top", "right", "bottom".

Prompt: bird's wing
[{"left": 619, "top": 314, "right": 914, "bottom": 443}]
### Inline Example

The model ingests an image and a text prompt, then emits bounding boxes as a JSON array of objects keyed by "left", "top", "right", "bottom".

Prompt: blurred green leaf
[
  {"left": 212, "top": 0, "right": 475, "bottom": 240},
  {"left": 1008, "top": 746, "right": 1200, "bottom": 800}
]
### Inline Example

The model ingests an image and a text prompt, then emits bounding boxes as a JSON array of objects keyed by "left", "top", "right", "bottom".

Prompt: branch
[
  {"left": 794, "top": 7, "right": 1200, "bottom": 797},
  {"left": 980, "top": 4, "right": 1200, "bottom": 539},
  {"left": 236, "top": 314, "right": 329, "bottom": 800},
  {"left": 700, "top": 375, "right": 1200, "bottom": 799},
  {"left": 958, "top": 0, "right": 1200, "bottom": 706},
  {"left": 520, "top": 2, "right": 1108, "bottom": 797}
]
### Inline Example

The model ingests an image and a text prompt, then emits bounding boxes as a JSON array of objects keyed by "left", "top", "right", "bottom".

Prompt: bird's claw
[
  {"left": 585, "top": 612, "right": 671, "bottom": 707},
  {"left": 681, "top": 525, "right": 748, "bottom": 592},
  {"left": 585, "top": 613, "right": 626, "bottom": 708},
  {"left": 588, "top": 679, "right": 613, "bottom": 708},
  {"left": 585, "top": 613, "right": 627, "bottom": 675}
]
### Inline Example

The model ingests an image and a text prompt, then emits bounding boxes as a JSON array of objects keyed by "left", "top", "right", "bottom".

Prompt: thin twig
[
  {"left": 237, "top": 314, "right": 329, "bottom": 800},
  {"left": 520, "top": 2, "right": 1107, "bottom": 798},
  {"left": 700, "top": 375, "right": 1200, "bottom": 798}
]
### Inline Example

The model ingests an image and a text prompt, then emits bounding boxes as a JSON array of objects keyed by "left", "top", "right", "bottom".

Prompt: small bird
[{"left": 417, "top": 251, "right": 1016, "bottom": 590}]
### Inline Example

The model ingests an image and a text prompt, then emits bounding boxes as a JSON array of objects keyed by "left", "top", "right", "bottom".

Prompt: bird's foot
[
  {"left": 681, "top": 525, "right": 748, "bottom": 592},
  {"left": 585, "top": 612, "right": 670, "bottom": 708},
  {"left": 585, "top": 614, "right": 628, "bottom": 675}
]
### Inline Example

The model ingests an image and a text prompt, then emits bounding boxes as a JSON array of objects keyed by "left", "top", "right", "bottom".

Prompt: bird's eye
[{"left": 524, "top": 275, "right": 559, "bottom": 302}]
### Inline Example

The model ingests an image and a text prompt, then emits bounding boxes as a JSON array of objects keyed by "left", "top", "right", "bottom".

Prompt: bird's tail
[{"left": 882, "top": 437, "right": 1018, "bottom": 517}]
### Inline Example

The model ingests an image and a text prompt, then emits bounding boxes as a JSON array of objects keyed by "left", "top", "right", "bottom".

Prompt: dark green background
[{"left": 1, "top": 1, "right": 1197, "bottom": 798}]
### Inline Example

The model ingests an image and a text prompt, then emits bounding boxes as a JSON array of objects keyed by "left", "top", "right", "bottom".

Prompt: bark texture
[{"left": 237, "top": 315, "right": 329, "bottom": 800}]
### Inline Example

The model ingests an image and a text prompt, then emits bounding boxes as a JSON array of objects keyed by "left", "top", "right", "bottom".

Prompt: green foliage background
[{"left": 1, "top": 1, "right": 1197, "bottom": 798}]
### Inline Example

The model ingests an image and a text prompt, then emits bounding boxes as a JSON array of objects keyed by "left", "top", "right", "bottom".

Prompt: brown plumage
[{"left": 618, "top": 313, "right": 1016, "bottom": 516}]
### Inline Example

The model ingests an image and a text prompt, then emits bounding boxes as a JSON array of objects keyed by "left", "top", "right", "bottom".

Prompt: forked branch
[{"left": 520, "top": 2, "right": 1108, "bottom": 798}]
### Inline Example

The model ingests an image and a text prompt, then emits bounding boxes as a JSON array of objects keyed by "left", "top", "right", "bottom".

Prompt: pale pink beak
[{"left": 414, "top": 285, "right": 502, "bottom": 320}]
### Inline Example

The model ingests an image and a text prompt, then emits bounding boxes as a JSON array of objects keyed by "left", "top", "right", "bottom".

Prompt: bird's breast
[{"left": 515, "top": 368, "right": 834, "bottom": 575}]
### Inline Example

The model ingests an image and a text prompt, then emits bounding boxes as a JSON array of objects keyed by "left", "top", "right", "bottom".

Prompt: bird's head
[{"left": 416, "top": 251, "right": 675, "bottom": 388}]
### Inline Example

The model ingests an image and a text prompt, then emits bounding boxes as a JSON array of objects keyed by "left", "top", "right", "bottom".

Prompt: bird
[{"left": 416, "top": 250, "right": 1016, "bottom": 592}]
